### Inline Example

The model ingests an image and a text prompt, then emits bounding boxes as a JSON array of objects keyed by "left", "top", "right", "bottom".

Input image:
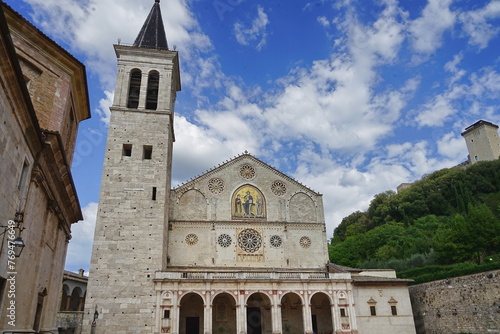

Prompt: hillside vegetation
[{"left": 329, "top": 160, "right": 500, "bottom": 279}]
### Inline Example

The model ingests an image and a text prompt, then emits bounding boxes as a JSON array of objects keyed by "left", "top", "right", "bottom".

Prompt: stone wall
[
  {"left": 57, "top": 311, "right": 84, "bottom": 334},
  {"left": 409, "top": 270, "right": 499, "bottom": 334}
]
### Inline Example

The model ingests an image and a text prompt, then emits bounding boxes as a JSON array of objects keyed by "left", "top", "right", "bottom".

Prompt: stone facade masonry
[
  {"left": 0, "top": 4, "right": 90, "bottom": 333},
  {"left": 409, "top": 270, "right": 500, "bottom": 334},
  {"left": 83, "top": 43, "right": 180, "bottom": 334}
]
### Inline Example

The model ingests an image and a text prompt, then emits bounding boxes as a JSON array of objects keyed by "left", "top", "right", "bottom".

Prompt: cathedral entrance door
[
  {"left": 186, "top": 317, "right": 199, "bottom": 334},
  {"left": 247, "top": 307, "right": 262, "bottom": 334}
]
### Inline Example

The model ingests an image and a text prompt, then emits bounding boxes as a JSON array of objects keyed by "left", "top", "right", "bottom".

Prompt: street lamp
[
  {"left": 11, "top": 236, "right": 25, "bottom": 257},
  {"left": 1, "top": 211, "right": 26, "bottom": 258}
]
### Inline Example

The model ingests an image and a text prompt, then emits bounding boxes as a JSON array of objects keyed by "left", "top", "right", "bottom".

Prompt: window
[
  {"left": 143, "top": 145, "right": 153, "bottom": 160},
  {"left": 18, "top": 160, "right": 29, "bottom": 191},
  {"left": 340, "top": 308, "right": 347, "bottom": 317},
  {"left": 474, "top": 155, "right": 479, "bottom": 161},
  {"left": 122, "top": 144, "right": 132, "bottom": 157},
  {"left": 127, "top": 69, "right": 142, "bottom": 109},
  {"left": 370, "top": 306, "right": 377, "bottom": 316},
  {"left": 163, "top": 309, "right": 170, "bottom": 318},
  {"left": 391, "top": 305, "right": 398, "bottom": 316},
  {"left": 146, "top": 71, "right": 159, "bottom": 110},
  {"left": 152, "top": 187, "right": 157, "bottom": 201}
]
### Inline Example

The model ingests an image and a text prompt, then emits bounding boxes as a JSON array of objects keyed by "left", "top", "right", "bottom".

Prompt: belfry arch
[{"left": 127, "top": 68, "right": 141, "bottom": 108}]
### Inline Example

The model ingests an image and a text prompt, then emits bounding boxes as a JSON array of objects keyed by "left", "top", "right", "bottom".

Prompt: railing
[{"left": 156, "top": 271, "right": 351, "bottom": 280}]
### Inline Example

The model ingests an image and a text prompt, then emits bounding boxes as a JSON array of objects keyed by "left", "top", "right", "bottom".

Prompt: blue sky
[{"left": 5, "top": 0, "right": 500, "bottom": 272}]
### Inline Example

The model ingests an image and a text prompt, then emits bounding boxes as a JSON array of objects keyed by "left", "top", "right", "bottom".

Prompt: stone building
[
  {"left": 461, "top": 120, "right": 500, "bottom": 165},
  {"left": 0, "top": 3, "right": 90, "bottom": 333},
  {"left": 57, "top": 270, "right": 88, "bottom": 334},
  {"left": 83, "top": 1, "right": 416, "bottom": 333}
]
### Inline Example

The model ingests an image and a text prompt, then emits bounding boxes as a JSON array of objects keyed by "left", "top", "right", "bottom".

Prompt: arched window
[
  {"left": 127, "top": 69, "right": 142, "bottom": 109},
  {"left": 146, "top": 70, "right": 159, "bottom": 110}
]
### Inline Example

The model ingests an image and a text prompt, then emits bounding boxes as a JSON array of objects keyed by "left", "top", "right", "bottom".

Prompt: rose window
[
  {"left": 208, "top": 178, "right": 225, "bottom": 194},
  {"left": 239, "top": 164, "right": 256, "bottom": 179},
  {"left": 270, "top": 235, "right": 282, "bottom": 248},
  {"left": 218, "top": 234, "right": 232, "bottom": 247},
  {"left": 238, "top": 229, "right": 262, "bottom": 253},
  {"left": 271, "top": 180, "right": 287, "bottom": 196},
  {"left": 300, "top": 236, "right": 312, "bottom": 248},
  {"left": 185, "top": 234, "right": 198, "bottom": 246}
]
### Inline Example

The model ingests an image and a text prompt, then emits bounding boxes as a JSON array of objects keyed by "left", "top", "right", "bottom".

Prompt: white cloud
[
  {"left": 408, "top": 0, "right": 456, "bottom": 54},
  {"left": 65, "top": 202, "right": 98, "bottom": 272},
  {"left": 469, "top": 68, "right": 500, "bottom": 98},
  {"left": 437, "top": 132, "right": 467, "bottom": 161},
  {"left": 415, "top": 63, "right": 500, "bottom": 128},
  {"left": 444, "top": 53, "right": 466, "bottom": 85},
  {"left": 96, "top": 90, "right": 113, "bottom": 125},
  {"left": 460, "top": 0, "right": 500, "bottom": 49},
  {"left": 415, "top": 93, "right": 457, "bottom": 127},
  {"left": 317, "top": 16, "right": 330, "bottom": 27},
  {"left": 234, "top": 6, "right": 269, "bottom": 50},
  {"left": 172, "top": 115, "right": 241, "bottom": 187}
]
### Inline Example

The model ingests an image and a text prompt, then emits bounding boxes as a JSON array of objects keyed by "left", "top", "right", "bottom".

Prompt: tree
[
  {"left": 432, "top": 214, "right": 471, "bottom": 264},
  {"left": 466, "top": 204, "right": 500, "bottom": 263}
]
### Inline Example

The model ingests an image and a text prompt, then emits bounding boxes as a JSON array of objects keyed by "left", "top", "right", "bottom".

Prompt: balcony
[{"left": 154, "top": 271, "right": 351, "bottom": 280}]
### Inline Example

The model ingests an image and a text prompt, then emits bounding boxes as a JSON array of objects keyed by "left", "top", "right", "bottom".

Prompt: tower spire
[{"left": 133, "top": 0, "right": 168, "bottom": 50}]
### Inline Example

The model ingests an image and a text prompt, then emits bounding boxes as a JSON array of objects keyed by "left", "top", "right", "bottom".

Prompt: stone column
[
  {"left": 138, "top": 71, "right": 148, "bottom": 109},
  {"left": 172, "top": 291, "right": 180, "bottom": 334},
  {"left": 117, "top": 66, "right": 128, "bottom": 107},
  {"left": 331, "top": 304, "right": 340, "bottom": 334},
  {"left": 302, "top": 302, "right": 314, "bottom": 334},
  {"left": 271, "top": 297, "right": 282, "bottom": 334},
  {"left": 347, "top": 290, "right": 358, "bottom": 333},
  {"left": 155, "top": 290, "right": 162, "bottom": 333},
  {"left": 237, "top": 292, "right": 247, "bottom": 334},
  {"left": 204, "top": 302, "right": 212, "bottom": 334}
]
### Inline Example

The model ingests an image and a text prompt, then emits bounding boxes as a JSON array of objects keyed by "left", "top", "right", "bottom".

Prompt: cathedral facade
[{"left": 83, "top": 2, "right": 416, "bottom": 334}]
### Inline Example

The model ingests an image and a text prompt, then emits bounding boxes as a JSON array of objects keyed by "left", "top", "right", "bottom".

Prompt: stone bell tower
[{"left": 83, "top": 0, "right": 181, "bottom": 332}]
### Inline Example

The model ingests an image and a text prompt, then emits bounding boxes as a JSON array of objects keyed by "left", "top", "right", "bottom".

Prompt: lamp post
[
  {"left": 10, "top": 236, "right": 25, "bottom": 257},
  {"left": 1, "top": 211, "right": 26, "bottom": 257}
]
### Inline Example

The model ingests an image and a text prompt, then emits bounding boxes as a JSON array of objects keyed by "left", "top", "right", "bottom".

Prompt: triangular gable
[{"left": 173, "top": 151, "right": 321, "bottom": 196}]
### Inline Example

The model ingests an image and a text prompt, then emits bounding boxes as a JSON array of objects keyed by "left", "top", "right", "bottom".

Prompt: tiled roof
[
  {"left": 352, "top": 275, "right": 413, "bottom": 284},
  {"left": 133, "top": 0, "right": 169, "bottom": 50}
]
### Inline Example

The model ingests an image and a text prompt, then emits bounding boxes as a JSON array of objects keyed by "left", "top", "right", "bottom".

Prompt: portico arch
[
  {"left": 212, "top": 292, "right": 237, "bottom": 334},
  {"left": 311, "top": 292, "right": 333, "bottom": 334},
  {"left": 247, "top": 292, "right": 272, "bottom": 334},
  {"left": 281, "top": 292, "right": 304, "bottom": 334},
  {"left": 180, "top": 293, "right": 205, "bottom": 334}
]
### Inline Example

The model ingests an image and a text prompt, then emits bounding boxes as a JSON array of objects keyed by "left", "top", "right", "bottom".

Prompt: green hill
[{"left": 329, "top": 160, "right": 500, "bottom": 280}]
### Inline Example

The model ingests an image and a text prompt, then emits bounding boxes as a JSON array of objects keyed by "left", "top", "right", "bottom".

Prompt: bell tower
[{"left": 83, "top": 0, "right": 180, "bottom": 332}]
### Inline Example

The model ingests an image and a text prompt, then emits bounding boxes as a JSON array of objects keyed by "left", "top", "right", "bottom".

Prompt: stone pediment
[
  {"left": 171, "top": 152, "right": 324, "bottom": 223},
  {"left": 173, "top": 152, "right": 320, "bottom": 196}
]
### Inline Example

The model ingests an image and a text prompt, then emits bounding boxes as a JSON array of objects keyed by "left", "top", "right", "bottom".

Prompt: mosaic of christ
[{"left": 232, "top": 185, "right": 266, "bottom": 219}]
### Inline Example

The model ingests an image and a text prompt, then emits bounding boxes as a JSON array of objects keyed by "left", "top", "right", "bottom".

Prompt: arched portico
[
  {"left": 213, "top": 292, "right": 237, "bottom": 334},
  {"left": 247, "top": 292, "right": 272, "bottom": 334},
  {"left": 179, "top": 293, "right": 205, "bottom": 334},
  {"left": 311, "top": 292, "right": 334, "bottom": 334},
  {"left": 281, "top": 293, "right": 304, "bottom": 334}
]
